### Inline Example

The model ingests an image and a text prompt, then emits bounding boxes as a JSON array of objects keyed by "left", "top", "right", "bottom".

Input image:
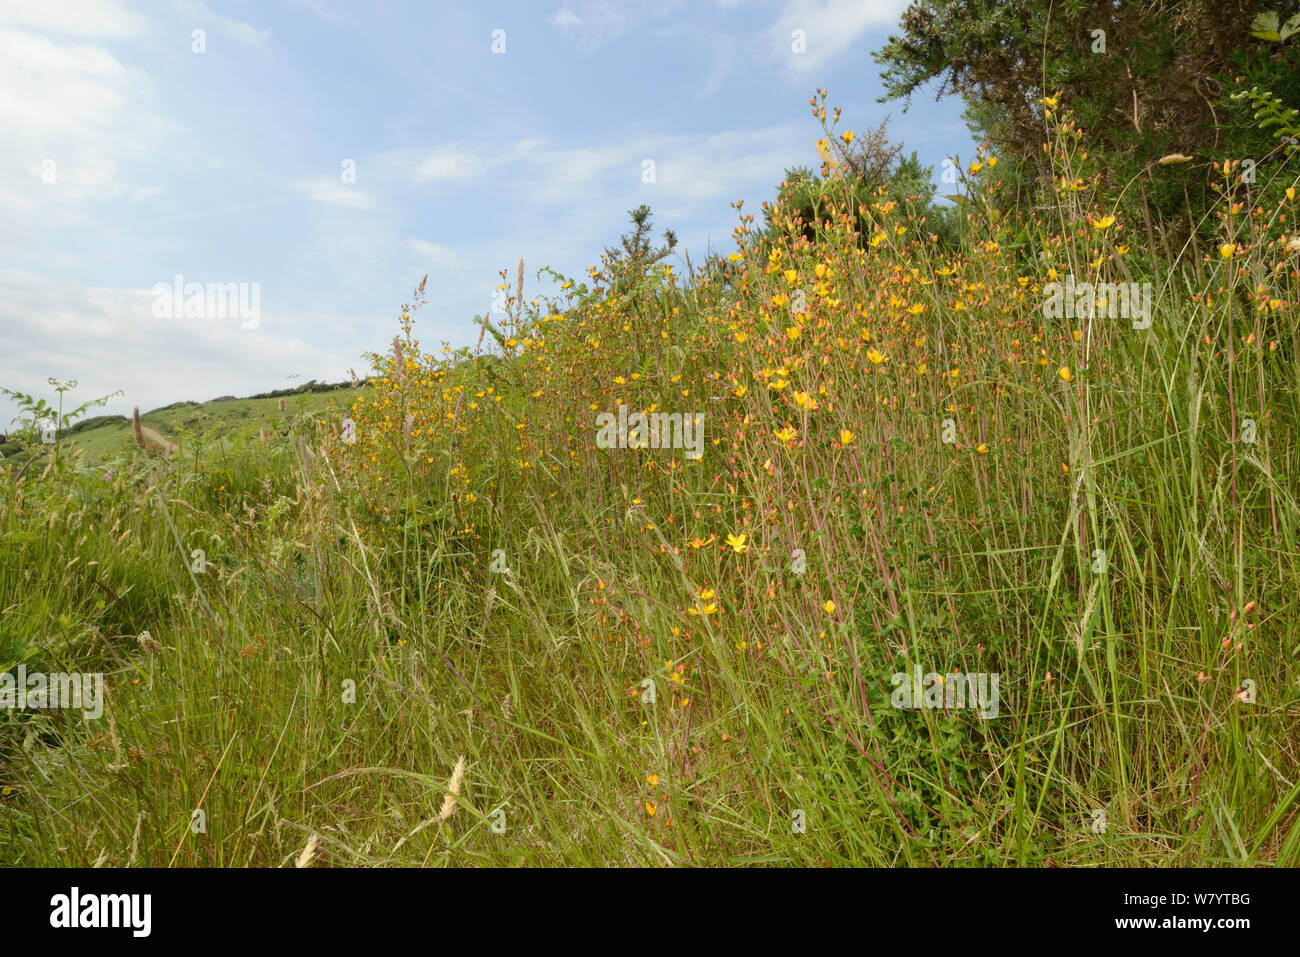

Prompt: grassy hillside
[
  {"left": 3, "top": 385, "right": 373, "bottom": 467},
  {"left": 2, "top": 100, "right": 1298, "bottom": 867}
]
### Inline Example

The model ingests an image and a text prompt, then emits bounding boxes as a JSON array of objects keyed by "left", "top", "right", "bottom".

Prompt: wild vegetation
[{"left": 3, "top": 26, "right": 1300, "bottom": 865}]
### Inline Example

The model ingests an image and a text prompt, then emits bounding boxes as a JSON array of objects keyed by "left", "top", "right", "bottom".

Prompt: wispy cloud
[
  {"left": 377, "top": 145, "right": 484, "bottom": 185},
  {"left": 0, "top": 0, "right": 145, "bottom": 37},
  {"left": 288, "top": 0, "right": 342, "bottom": 22},
  {"left": 1, "top": 269, "right": 395, "bottom": 418},
  {"left": 550, "top": 0, "right": 686, "bottom": 54},
  {"left": 0, "top": 24, "right": 169, "bottom": 217},
  {"left": 178, "top": 0, "right": 272, "bottom": 52},
  {"left": 768, "top": 0, "right": 907, "bottom": 73},
  {"left": 291, "top": 176, "right": 377, "bottom": 209},
  {"left": 0, "top": 269, "right": 387, "bottom": 420},
  {"left": 377, "top": 125, "right": 802, "bottom": 209},
  {"left": 408, "top": 239, "right": 462, "bottom": 270},
  {"left": 696, "top": 33, "right": 737, "bottom": 100}
]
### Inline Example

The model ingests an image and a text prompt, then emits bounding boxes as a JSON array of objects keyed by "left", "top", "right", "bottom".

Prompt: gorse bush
[
  {"left": 873, "top": 0, "right": 1300, "bottom": 245},
  {"left": 2, "top": 89, "right": 1299, "bottom": 866}
]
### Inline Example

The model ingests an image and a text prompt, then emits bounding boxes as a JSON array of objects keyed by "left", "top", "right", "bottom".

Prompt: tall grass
[{"left": 2, "top": 96, "right": 1298, "bottom": 866}]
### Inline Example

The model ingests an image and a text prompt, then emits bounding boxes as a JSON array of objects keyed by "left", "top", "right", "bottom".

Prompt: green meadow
[{"left": 5, "top": 7, "right": 1300, "bottom": 868}]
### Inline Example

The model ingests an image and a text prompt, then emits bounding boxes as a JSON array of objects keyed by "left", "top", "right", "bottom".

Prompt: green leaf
[{"left": 1250, "top": 12, "right": 1281, "bottom": 42}]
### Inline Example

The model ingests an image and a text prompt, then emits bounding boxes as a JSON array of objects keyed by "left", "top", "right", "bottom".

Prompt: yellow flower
[
  {"left": 647, "top": 775, "right": 659, "bottom": 785},
  {"left": 840, "top": 429, "right": 854, "bottom": 445},
  {"left": 1072, "top": 329, "right": 1082, "bottom": 342},
  {"left": 645, "top": 802, "right": 657, "bottom": 817},
  {"left": 840, "top": 130, "right": 855, "bottom": 144},
  {"left": 688, "top": 599, "right": 718, "bottom": 616},
  {"left": 784, "top": 269, "right": 798, "bottom": 284},
  {"left": 793, "top": 390, "right": 818, "bottom": 410},
  {"left": 1092, "top": 215, "right": 1116, "bottom": 230},
  {"left": 866, "top": 348, "right": 888, "bottom": 365},
  {"left": 725, "top": 532, "right": 749, "bottom": 554},
  {"left": 774, "top": 425, "right": 798, "bottom": 444},
  {"left": 822, "top": 600, "right": 836, "bottom": 614},
  {"left": 1219, "top": 243, "right": 1236, "bottom": 259},
  {"left": 1058, "top": 366, "right": 1072, "bottom": 382}
]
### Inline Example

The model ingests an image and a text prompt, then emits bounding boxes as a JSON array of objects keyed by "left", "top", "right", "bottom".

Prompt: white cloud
[
  {"left": 515, "top": 141, "right": 646, "bottom": 203},
  {"left": 0, "top": 0, "right": 144, "bottom": 37},
  {"left": 651, "top": 127, "right": 804, "bottom": 201},
  {"left": 501, "top": 124, "right": 804, "bottom": 207},
  {"left": 408, "top": 239, "right": 462, "bottom": 270},
  {"left": 696, "top": 33, "right": 736, "bottom": 99},
  {"left": 0, "top": 269, "right": 383, "bottom": 425},
  {"left": 178, "top": 0, "right": 271, "bottom": 52},
  {"left": 413, "top": 148, "right": 481, "bottom": 184},
  {"left": 550, "top": 0, "right": 686, "bottom": 53},
  {"left": 291, "top": 177, "right": 376, "bottom": 209},
  {"left": 377, "top": 145, "right": 483, "bottom": 185},
  {"left": 375, "top": 123, "right": 805, "bottom": 213},
  {"left": 770, "top": 0, "right": 907, "bottom": 73},
  {"left": 0, "top": 27, "right": 169, "bottom": 217},
  {"left": 289, "top": 0, "right": 340, "bottom": 22}
]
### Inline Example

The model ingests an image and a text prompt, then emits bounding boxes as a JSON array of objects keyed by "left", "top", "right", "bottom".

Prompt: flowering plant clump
[{"left": 311, "top": 92, "right": 1298, "bottom": 862}]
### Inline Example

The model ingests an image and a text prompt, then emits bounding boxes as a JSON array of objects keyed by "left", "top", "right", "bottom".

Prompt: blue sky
[{"left": 0, "top": 0, "right": 973, "bottom": 427}]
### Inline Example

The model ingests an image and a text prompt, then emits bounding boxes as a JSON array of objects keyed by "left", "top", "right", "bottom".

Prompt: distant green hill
[{"left": 2, "top": 378, "right": 374, "bottom": 465}]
